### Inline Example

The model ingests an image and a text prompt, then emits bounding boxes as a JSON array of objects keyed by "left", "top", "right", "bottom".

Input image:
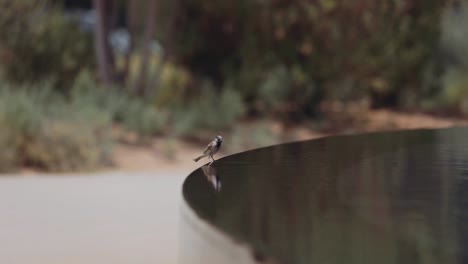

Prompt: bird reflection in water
[{"left": 201, "top": 165, "right": 222, "bottom": 192}]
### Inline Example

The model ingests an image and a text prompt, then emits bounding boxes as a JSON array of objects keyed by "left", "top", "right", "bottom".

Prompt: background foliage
[
  {"left": 1, "top": 0, "right": 467, "bottom": 172},
  {"left": 0, "top": 0, "right": 94, "bottom": 91},
  {"left": 170, "top": 0, "right": 447, "bottom": 117}
]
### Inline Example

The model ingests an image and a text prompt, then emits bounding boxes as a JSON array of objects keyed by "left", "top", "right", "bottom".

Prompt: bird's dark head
[{"left": 215, "top": 135, "right": 223, "bottom": 143}]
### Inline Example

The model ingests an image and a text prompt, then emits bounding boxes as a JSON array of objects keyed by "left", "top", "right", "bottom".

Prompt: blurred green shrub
[
  {"left": 0, "top": 69, "right": 171, "bottom": 171},
  {"left": 71, "top": 70, "right": 168, "bottom": 138},
  {"left": 228, "top": 122, "right": 279, "bottom": 153},
  {"left": 154, "top": 62, "right": 191, "bottom": 108},
  {"left": 0, "top": 0, "right": 94, "bottom": 91},
  {"left": 167, "top": 0, "right": 447, "bottom": 117},
  {"left": 0, "top": 81, "right": 112, "bottom": 172},
  {"left": 25, "top": 119, "right": 112, "bottom": 171},
  {"left": 172, "top": 83, "right": 245, "bottom": 136},
  {"left": 0, "top": 86, "right": 45, "bottom": 136},
  {"left": 436, "top": 2, "right": 468, "bottom": 114},
  {"left": 440, "top": 69, "right": 468, "bottom": 112},
  {"left": 0, "top": 116, "right": 19, "bottom": 172},
  {"left": 258, "top": 65, "right": 290, "bottom": 110},
  {"left": 121, "top": 100, "right": 168, "bottom": 138}
]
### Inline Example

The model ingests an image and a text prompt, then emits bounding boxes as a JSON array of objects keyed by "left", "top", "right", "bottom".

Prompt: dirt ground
[
  {"left": 17, "top": 109, "right": 466, "bottom": 175},
  {"left": 109, "top": 109, "right": 468, "bottom": 173}
]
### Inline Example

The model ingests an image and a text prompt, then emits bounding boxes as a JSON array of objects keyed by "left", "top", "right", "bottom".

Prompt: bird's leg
[{"left": 209, "top": 155, "right": 214, "bottom": 166}]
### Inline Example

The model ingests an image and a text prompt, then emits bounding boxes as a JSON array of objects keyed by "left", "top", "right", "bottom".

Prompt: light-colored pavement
[{"left": 0, "top": 171, "right": 189, "bottom": 264}]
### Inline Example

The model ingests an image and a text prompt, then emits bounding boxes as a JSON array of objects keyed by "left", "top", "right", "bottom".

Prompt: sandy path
[{"left": 0, "top": 171, "right": 191, "bottom": 264}]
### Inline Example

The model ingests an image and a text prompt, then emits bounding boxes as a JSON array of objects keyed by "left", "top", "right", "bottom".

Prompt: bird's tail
[{"left": 193, "top": 154, "right": 207, "bottom": 162}]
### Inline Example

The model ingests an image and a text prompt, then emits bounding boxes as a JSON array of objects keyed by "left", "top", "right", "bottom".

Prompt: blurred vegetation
[
  {"left": 170, "top": 0, "right": 447, "bottom": 117},
  {"left": 0, "top": 0, "right": 94, "bottom": 91},
  {"left": 228, "top": 122, "right": 279, "bottom": 153},
  {"left": 0, "top": 81, "right": 112, "bottom": 172},
  {"left": 71, "top": 70, "right": 168, "bottom": 138},
  {"left": 0, "top": 71, "right": 167, "bottom": 172},
  {"left": 2, "top": 0, "right": 468, "bottom": 172},
  {"left": 438, "top": 1, "right": 468, "bottom": 114},
  {"left": 172, "top": 82, "right": 245, "bottom": 136}
]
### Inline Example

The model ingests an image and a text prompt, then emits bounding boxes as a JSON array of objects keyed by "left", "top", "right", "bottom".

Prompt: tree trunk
[
  {"left": 121, "top": 0, "right": 140, "bottom": 86},
  {"left": 93, "top": 0, "right": 114, "bottom": 87},
  {"left": 133, "top": 0, "right": 158, "bottom": 97},
  {"left": 163, "top": 0, "right": 179, "bottom": 61}
]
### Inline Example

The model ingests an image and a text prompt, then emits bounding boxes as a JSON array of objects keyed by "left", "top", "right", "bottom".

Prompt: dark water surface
[{"left": 183, "top": 127, "right": 468, "bottom": 264}]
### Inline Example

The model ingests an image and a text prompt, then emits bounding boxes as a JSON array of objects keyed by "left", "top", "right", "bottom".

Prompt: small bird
[{"left": 193, "top": 135, "right": 223, "bottom": 164}]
